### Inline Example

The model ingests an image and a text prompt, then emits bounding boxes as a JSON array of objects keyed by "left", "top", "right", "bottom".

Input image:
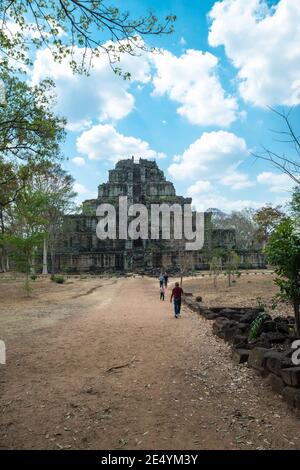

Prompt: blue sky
[{"left": 29, "top": 0, "right": 300, "bottom": 211}]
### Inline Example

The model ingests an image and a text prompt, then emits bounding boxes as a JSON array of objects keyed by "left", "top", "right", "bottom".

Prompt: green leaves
[
  {"left": 1, "top": 0, "right": 176, "bottom": 76},
  {"left": 0, "top": 71, "right": 65, "bottom": 163},
  {"left": 254, "top": 205, "right": 285, "bottom": 245},
  {"left": 265, "top": 210, "right": 300, "bottom": 332}
]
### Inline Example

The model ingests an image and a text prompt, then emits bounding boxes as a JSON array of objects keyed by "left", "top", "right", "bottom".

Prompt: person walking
[
  {"left": 160, "top": 285, "right": 165, "bottom": 301},
  {"left": 170, "top": 282, "right": 184, "bottom": 318},
  {"left": 159, "top": 273, "right": 164, "bottom": 288},
  {"left": 163, "top": 272, "right": 169, "bottom": 289}
]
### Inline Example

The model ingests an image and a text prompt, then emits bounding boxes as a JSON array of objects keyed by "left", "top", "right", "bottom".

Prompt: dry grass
[{"left": 182, "top": 270, "right": 293, "bottom": 317}]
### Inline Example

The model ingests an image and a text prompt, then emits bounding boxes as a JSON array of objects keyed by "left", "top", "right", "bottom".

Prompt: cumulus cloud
[
  {"left": 30, "top": 40, "right": 240, "bottom": 129},
  {"left": 208, "top": 0, "right": 300, "bottom": 106},
  {"left": 257, "top": 171, "right": 295, "bottom": 192},
  {"left": 76, "top": 124, "right": 165, "bottom": 162},
  {"left": 30, "top": 45, "right": 151, "bottom": 127},
  {"left": 74, "top": 182, "right": 91, "bottom": 195},
  {"left": 186, "top": 180, "right": 213, "bottom": 196},
  {"left": 152, "top": 49, "right": 238, "bottom": 126},
  {"left": 72, "top": 156, "right": 86, "bottom": 167},
  {"left": 73, "top": 181, "right": 97, "bottom": 205},
  {"left": 66, "top": 119, "right": 93, "bottom": 133},
  {"left": 168, "top": 131, "right": 248, "bottom": 180},
  {"left": 190, "top": 191, "right": 263, "bottom": 213},
  {"left": 220, "top": 171, "right": 254, "bottom": 190}
]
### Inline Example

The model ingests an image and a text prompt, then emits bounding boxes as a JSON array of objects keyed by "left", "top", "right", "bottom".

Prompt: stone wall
[{"left": 184, "top": 296, "right": 300, "bottom": 411}]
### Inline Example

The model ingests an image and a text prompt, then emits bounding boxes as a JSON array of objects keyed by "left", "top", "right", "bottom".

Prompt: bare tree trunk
[
  {"left": 228, "top": 271, "right": 231, "bottom": 287},
  {"left": 42, "top": 234, "right": 48, "bottom": 275},
  {"left": 51, "top": 246, "right": 55, "bottom": 275},
  {"left": 0, "top": 248, "right": 5, "bottom": 273},
  {"left": 30, "top": 248, "right": 36, "bottom": 275},
  {"left": 294, "top": 299, "right": 300, "bottom": 336},
  {"left": 0, "top": 206, "right": 6, "bottom": 273}
]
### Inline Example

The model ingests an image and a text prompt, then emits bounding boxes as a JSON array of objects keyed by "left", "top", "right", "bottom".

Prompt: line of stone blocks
[
  {"left": 233, "top": 347, "right": 300, "bottom": 410},
  {"left": 184, "top": 297, "right": 300, "bottom": 411}
]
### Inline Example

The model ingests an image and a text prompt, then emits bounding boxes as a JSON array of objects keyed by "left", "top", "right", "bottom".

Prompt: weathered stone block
[
  {"left": 218, "top": 308, "right": 244, "bottom": 321},
  {"left": 212, "top": 318, "right": 237, "bottom": 339},
  {"left": 239, "top": 311, "right": 260, "bottom": 324},
  {"left": 199, "top": 307, "right": 218, "bottom": 319},
  {"left": 184, "top": 299, "right": 200, "bottom": 313},
  {"left": 260, "top": 331, "right": 287, "bottom": 344},
  {"left": 266, "top": 373, "right": 286, "bottom": 394},
  {"left": 203, "top": 312, "right": 219, "bottom": 320},
  {"left": 265, "top": 351, "right": 292, "bottom": 377},
  {"left": 232, "top": 348, "right": 249, "bottom": 364},
  {"left": 250, "top": 338, "right": 271, "bottom": 349},
  {"left": 232, "top": 335, "right": 248, "bottom": 348},
  {"left": 262, "top": 320, "right": 277, "bottom": 333},
  {"left": 282, "top": 386, "right": 300, "bottom": 409},
  {"left": 223, "top": 325, "right": 240, "bottom": 343},
  {"left": 248, "top": 347, "right": 270, "bottom": 373},
  {"left": 281, "top": 367, "right": 300, "bottom": 387}
]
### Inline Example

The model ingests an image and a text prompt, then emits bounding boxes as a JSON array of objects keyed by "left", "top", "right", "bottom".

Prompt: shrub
[
  {"left": 265, "top": 218, "right": 300, "bottom": 334},
  {"left": 51, "top": 274, "right": 65, "bottom": 284}
]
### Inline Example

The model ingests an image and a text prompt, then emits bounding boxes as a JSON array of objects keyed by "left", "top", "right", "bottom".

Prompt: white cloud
[
  {"left": 190, "top": 192, "right": 263, "bottom": 213},
  {"left": 187, "top": 180, "right": 213, "bottom": 196},
  {"left": 257, "top": 171, "right": 294, "bottom": 192},
  {"left": 179, "top": 36, "right": 187, "bottom": 45},
  {"left": 209, "top": 0, "right": 300, "bottom": 106},
  {"left": 76, "top": 124, "right": 165, "bottom": 162},
  {"left": 74, "top": 182, "right": 91, "bottom": 195},
  {"left": 72, "top": 156, "right": 86, "bottom": 167},
  {"left": 66, "top": 119, "right": 93, "bottom": 133},
  {"left": 221, "top": 171, "right": 254, "bottom": 189},
  {"left": 152, "top": 49, "right": 238, "bottom": 126},
  {"left": 30, "top": 44, "right": 151, "bottom": 127},
  {"left": 168, "top": 131, "right": 248, "bottom": 180},
  {"left": 73, "top": 181, "right": 97, "bottom": 205}
]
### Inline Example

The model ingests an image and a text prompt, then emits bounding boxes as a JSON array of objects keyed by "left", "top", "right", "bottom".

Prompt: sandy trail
[{"left": 0, "top": 276, "right": 299, "bottom": 450}]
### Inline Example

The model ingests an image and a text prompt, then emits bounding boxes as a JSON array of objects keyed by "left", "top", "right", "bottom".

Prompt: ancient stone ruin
[
  {"left": 56, "top": 157, "right": 264, "bottom": 273},
  {"left": 184, "top": 296, "right": 300, "bottom": 411}
]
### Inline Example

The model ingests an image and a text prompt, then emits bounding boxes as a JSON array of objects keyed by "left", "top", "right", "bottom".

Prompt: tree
[
  {"left": 212, "top": 208, "right": 258, "bottom": 250},
  {"left": 209, "top": 255, "right": 222, "bottom": 288},
  {"left": 0, "top": 0, "right": 176, "bottom": 76},
  {"left": 265, "top": 218, "right": 300, "bottom": 334},
  {"left": 0, "top": 161, "right": 29, "bottom": 271},
  {"left": 252, "top": 108, "right": 300, "bottom": 185},
  {"left": 31, "top": 163, "right": 77, "bottom": 275},
  {"left": 3, "top": 162, "right": 77, "bottom": 276},
  {"left": 253, "top": 205, "right": 285, "bottom": 247},
  {"left": 265, "top": 217, "right": 300, "bottom": 334},
  {"left": 224, "top": 250, "right": 240, "bottom": 287},
  {"left": 290, "top": 186, "right": 300, "bottom": 237},
  {"left": 0, "top": 72, "right": 65, "bottom": 164},
  {"left": 7, "top": 185, "right": 48, "bottom": 294},
  {"left": 0, "top": 72, "right": 66, "bottom": 269},
  {"left": 290, "top": 186, "right": 300, "bottom": 216}
]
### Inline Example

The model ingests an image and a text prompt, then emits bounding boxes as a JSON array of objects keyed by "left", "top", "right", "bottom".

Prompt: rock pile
[{"left": 184, "top": 296, "right": 300, "bottom": 411}]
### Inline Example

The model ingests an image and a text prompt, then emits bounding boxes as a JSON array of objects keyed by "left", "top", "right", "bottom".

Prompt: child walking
[{"left": 160, "top": 285, "right": 165, "bottom": 301}]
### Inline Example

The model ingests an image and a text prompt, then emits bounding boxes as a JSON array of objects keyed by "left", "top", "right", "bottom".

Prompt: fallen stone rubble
[{"left": 184, "top": 296, "right": 300, "bottom": 411}]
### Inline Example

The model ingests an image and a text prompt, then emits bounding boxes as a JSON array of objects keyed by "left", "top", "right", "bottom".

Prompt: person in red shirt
[{"left": 170, "top": 282, "right": 184, "bottom": 318}]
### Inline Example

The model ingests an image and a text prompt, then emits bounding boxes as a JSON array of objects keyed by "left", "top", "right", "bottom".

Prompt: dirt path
[{"left": 0, "top": 276, "right": 300, "bottom": 450}]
